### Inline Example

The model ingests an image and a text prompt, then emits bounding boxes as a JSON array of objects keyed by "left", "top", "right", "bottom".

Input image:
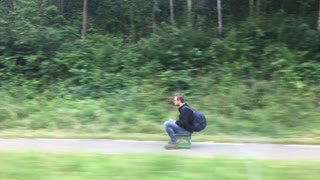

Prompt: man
[{"left": 163, "top": 94, "right": 193, "bottom": 149}]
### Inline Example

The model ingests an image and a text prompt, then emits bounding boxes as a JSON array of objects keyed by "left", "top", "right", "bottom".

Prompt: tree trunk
[
  {"left": 187, "top": 0, "right": 192, "bottom": 26},
  {"left": 318, "top": 0, "right": 320, "bottom": 31},
  {"left": 217, "top": 0, "right": 223, "bottom": 36},
  {"left": 152, "top": 0, "right": 158, "bottom": 32},
  {"left": 60, "top": 0, "right": 64, "bottom": 13},
  {"left": 170, "top": 0, "right": 175, "bottom": 26},
  {"left": 249, "top": 0, "right": 254, "bottom": 16},
  {"left": 256, "top": 0, "right": 261, "bottom": 15},
  {"left": 81, "top": 0, "right": 88, "bottom": 39},
  {"left": 12, "top": 0, "right": 16, "bottom": 7}
]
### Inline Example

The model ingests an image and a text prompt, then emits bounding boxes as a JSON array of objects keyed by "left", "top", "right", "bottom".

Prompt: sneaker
[
  {"left": 168, "top": 141, "right": 177, "bottom": 144},
  {"left": 165, "top": 143, "right": 179, "bottom": 150}
]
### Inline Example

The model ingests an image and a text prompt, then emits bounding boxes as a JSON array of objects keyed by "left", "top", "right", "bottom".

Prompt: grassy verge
[
  {"left": 0, "top": 83, "right": 319, "bottom": 145},
  {"left": 0, "top": 130, "right": 320, "bottom": 145},
  {"left": 0, "top": 152, "right": 319, "bottom": 180}
]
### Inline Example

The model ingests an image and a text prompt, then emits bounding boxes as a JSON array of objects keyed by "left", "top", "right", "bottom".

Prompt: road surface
[{"left": 0, "top": 138, "right": 319, "bottom": 160}]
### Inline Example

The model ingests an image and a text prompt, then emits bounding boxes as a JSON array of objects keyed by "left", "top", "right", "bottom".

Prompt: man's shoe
[{"left": 165, "top": 143, "right": 179, "bottom": 150}]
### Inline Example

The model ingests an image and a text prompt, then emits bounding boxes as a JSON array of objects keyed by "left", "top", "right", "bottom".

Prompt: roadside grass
[
  {"left": 0, "top": 152, "right": 319, "bottom": 180},
  {"left": 0, "top": 83, "right": 319, "bottom": 145},
  {"left": 0, "top": 130, "right": 319, "bottom": 145}
]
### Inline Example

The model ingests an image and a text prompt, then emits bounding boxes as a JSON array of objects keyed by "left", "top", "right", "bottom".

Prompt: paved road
[{"left": 0, "top": 139, "right": 319, "bottom": 160}]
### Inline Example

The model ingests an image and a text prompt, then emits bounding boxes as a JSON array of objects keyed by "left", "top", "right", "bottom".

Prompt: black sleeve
[{"left": 176, "top": 107, "right": 194, "bottom": 132}]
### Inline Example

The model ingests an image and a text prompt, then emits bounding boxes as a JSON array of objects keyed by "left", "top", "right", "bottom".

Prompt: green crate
[{"left": 176, "top": 134, "right": 192, "bottom": 149}]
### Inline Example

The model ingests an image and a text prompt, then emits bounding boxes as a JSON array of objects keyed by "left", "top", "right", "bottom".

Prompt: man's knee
[{"left": 163, "top": 119, "right": 174, "bottom": 128}]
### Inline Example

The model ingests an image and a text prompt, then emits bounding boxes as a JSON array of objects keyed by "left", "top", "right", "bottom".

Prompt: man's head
[{"left": 174, "top": 94, "right": 185, "bottom": 107}]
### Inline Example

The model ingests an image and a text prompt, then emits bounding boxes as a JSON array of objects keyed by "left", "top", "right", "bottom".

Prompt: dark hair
[{"left": 175, "top": 93, "right": 185, "bottom": 103}]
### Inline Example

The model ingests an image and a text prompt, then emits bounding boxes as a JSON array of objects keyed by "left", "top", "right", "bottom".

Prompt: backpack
[{"left": 182, "top": 106, "right": 207, "bottom": 132}]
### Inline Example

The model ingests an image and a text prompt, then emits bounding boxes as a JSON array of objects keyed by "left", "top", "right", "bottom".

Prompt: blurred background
[
  {"left": 0, "top": 0, "right": 319, "bottom": 141},
  {"left": 1, "top": 1, "right": 320, "bottom": 179}
]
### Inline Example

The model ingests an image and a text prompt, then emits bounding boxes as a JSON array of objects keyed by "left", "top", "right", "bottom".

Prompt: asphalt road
[{"left": 0, "top": 138, "right": 319, "bottom": 160}]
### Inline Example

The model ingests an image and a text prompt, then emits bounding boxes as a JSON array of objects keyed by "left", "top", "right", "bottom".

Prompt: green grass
[
  {"left": 0, "top": 83, "right": 319, "bottom": 145},
  {"left": 0, "top": 152, "right": 319, "bottom": 180},
  {"left": 0, "top": 130, "right": 320, "bottom": 145}
]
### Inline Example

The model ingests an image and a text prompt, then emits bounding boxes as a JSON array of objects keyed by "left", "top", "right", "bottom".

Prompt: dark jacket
[{"left": 176, "top": 104, "right": 194, "bottom": 133}]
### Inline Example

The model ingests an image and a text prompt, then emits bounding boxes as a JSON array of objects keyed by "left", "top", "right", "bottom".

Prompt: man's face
[{"left": 173, "top": 96, "right": 180, "bottom": 106}]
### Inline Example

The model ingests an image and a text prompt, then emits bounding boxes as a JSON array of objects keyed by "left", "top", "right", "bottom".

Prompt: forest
[{"left": 0, "top": 0, "right": 319, "bottom": 141}]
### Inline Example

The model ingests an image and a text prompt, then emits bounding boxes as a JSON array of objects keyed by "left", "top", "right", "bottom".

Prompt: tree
[
  {"left": 256, "top": 0, "right": 261, "bottom": 15},
  {"left": 170, "top": 0, "right": 175, "bottom": 26},
  {"left": 249, "top": 0, "right": 261, "bottom": 16},
  {"left": 318, "top": 0, "right": 320, "bottom": 31},
  {"left": 152, "top": 0, "right": 160, "bottom": 32},
  {"left": 59, "top": 0, "right": 64, "bottom": 13},
  {"left": 249, "top": 0, "right": 254, "bottom": 16},
  {"left": 12, "top": 0, "right": 17, "bottom": 8},
  {"left": 187, "top": 0, "right": 192, "bottom": 26},
  {"left": 1, "top": 0, "right": 17, "bottom": 9},
  {"left": 217, "top": 0, "right": 222, "bottom": 35},
  {"left": 81, "top": 0, "right": 88, "bottom": 38}
]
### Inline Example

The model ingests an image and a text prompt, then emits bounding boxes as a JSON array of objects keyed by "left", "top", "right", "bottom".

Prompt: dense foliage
[{"left": 0, "top": 0, "right": 319, "bottom": 137}]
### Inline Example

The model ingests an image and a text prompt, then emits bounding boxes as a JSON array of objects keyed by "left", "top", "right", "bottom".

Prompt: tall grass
[{"left": 0, "top": 81, "right": 319, "bottom": 139}]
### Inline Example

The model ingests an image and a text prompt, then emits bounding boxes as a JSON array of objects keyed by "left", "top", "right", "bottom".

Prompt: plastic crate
[{"left": 176, "top": 134, "right": 192, "bottom": 149}]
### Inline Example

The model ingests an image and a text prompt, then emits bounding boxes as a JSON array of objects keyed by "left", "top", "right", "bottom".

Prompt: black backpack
[{"left": 182, "top": 106, "right": 207, "bottom": 132}]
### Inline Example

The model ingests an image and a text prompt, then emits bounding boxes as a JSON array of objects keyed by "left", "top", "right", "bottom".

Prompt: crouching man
[{"left": 163, "top": 94, "right": 193, "bottom": 149}]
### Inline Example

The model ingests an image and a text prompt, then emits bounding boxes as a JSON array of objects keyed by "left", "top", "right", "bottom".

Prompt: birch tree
[
  {"left": 187, "top": 0, "right": 192, "bottom": 26},
  {"left": 170, "top": 0, "right": 175, "bottom": 26},
  {"left": 81, "top": 0, "right": 88, "bottom": 38},
  {"left": 249, "top": 0, "right": 261, "bottom": 16},
  {"left": 318, "top": 0, "right": 320, "bottom": 31},
  {"left": 217, "top": 0, "right": 222, "bottom": 35}
]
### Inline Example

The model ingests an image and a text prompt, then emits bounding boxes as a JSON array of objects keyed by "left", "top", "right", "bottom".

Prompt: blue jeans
[{"left": 163, "top": 119, "right": 191, "bottom": 143}]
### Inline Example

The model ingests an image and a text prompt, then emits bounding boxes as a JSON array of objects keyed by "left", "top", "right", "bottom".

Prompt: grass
[
  {"left": 0, "top": 130, "right": 320, "bottom": 145},
  {"left": 0, "top": 83, "right": 319, "bottom": 145},
  {"left": 0, "top": 152, "right": 319, "bottom": 180}
]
